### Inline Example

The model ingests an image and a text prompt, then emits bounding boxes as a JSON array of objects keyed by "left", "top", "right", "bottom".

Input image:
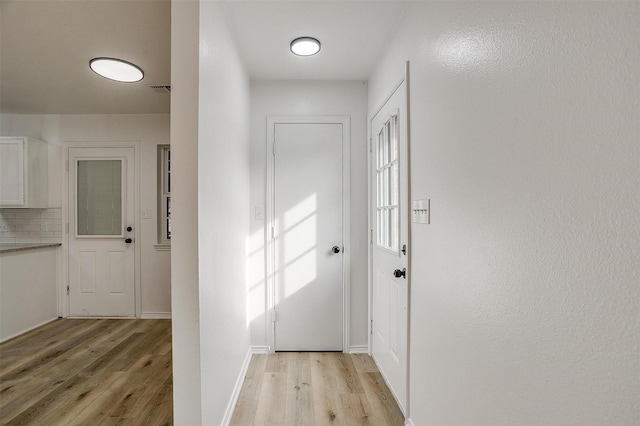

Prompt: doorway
[
  {"left": 266, "top": 116, "right": 351, "bottom": 351},
  {"left": 67, "top": 145, "right": 138, "bottom": 317}
]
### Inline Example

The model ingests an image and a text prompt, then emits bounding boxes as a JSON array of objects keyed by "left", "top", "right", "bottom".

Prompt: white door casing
[
  {"left": 266, "top": 116, "right": 351, "bottom": 352},
  {"left": 67, "top": 146, "right": 136, "bottom": 317},
  {"left": 370, "top": 70, "right": 410, "bottom": 414}
]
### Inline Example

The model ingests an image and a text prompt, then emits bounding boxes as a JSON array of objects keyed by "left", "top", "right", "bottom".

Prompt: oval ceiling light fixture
[
  {"left": 89, "top": 57, "right": 144, "bottom": 83},
  {"left": 290, "top": 37, "right": 321, "bottom": 56}
]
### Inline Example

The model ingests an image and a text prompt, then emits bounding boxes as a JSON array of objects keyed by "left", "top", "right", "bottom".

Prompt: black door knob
[
  {"left": 393, "top": 268, "right": 406, "bottom": 279},
  {"left": 332, "top": 246, "right": 341, "bottom": 254},
  {"left": 126, "top": 226, "right": 133, "bottom": 232},
  {"left": 125, "top": 238, "right": 133, "bottom": 244}
]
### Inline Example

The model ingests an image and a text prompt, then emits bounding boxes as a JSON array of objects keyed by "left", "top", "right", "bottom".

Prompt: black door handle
[
  {"left": 126, "top": 226, "right": 133, "bottom": 232},
  {"left": 332, "top": 246, "right": 341, "bottom": 254},
  {"left": 393, "top": 268, "right": 406, "bottom": 279},
  {"left": 125, "top": 238, "right": 133, "bottom": 244}
]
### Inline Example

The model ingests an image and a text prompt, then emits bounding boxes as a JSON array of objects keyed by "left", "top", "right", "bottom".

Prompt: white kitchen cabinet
[{"left": 0, "top": 137, "right": 48, "bottom": 207}]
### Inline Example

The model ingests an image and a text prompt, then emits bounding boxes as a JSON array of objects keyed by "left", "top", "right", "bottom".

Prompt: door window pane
[
  {"left": 376, "top": 114, "right": 399, "bottom": 252},
  {"left": 77, "top": 160, "right": 122, "bottom": 236}
]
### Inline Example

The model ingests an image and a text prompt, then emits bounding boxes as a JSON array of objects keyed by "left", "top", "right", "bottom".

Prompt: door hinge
[
  {"left": 272, "top": 141, "right": 276, "bottom": 156},
  {"left": 272, "top": 309, "right": 277, "bottom": 323},
  {"left": 370, "top": 229, "right": 373, "bottom": 245},
  {"left": 370, "top": 319, "right": 373, "bottom": 335},
  {"left": 369, "top": 137, "right": 373, "bottom": 153},
  {"left": 66, "top": 285, "right": 70, "bottom": 295}
]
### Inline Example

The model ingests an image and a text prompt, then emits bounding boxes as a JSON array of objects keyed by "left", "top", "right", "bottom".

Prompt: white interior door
[
  {"left": 371, "top": 79, "right": 409, "bottom": 413},
  {"left": 68, "top": 147, "right": 135, "bottom": 317},
  {"left": 272, "top": 121, "right": 345, "bottom": 351}
]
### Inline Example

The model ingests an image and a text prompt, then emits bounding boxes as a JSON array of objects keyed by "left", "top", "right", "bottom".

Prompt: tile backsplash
[{"left": 0, "top": 208, "right": 63, "bottom": 244}]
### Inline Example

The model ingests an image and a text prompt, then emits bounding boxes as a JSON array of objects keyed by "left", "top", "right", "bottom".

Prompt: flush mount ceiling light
[
  {"left": 290, "top": 37, "right": 321, "bottom": 56},
  {"left": 89, "top": 57, "right": 144, "bottom": 83}
]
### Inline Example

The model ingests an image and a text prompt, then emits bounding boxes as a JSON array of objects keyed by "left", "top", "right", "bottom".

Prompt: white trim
[
  {"left": 0, "top": 317, "right": 58, "bottom": 343},
  {"left": 405, "top": 418, "right": 416, "bottom": 426},
  {"left": 221, "top": 347, "right": 254, "bottom": 426},
  {"left": 250, "top": 345, "right": 271, "bottom": 354},
  {"left": 265, "top": 116, "right": 351, "bottom": 353},
  {"left": 349, "top": 345, "right": 369, "bottom": 354},
  {"left": 62, "top": 141, "right": 141, "bottom": 318},
  {"left": 140, "top": 312, "right": 172, "bottom": 319}
]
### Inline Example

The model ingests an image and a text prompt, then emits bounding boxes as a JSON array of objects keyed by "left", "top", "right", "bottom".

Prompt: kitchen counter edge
[{"left": 0, "top": 243, "right": 62, "bottom": 254}]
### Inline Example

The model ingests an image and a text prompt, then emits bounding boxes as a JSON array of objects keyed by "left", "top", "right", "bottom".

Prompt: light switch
[
  {"left": 412, "top": 199, "right": 430, "bottom": 224},
  {"left": 255, "top": 205, "right": 265, "bottom": 220}
]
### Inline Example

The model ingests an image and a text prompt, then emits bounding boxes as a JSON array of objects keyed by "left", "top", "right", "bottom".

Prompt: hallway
[{"left": 230, "top": 352, "right": 404, "bottom": 425}]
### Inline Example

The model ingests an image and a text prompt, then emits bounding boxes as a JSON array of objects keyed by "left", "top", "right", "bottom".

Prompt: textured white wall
[
  {"left": 170, "top": 0, "right": 201, "bottom": 423},
  {"left": 249, "top": 80, "right": 370, "bottom": 351},
  {"left": 0, "top": 113, "right": 172, "bottom": 316},
  {"left": 369, "top": 2, "right": 640, "bottom": 425},
  {"left": 198, "top": 1, "right": 252, "bottom": 423}
]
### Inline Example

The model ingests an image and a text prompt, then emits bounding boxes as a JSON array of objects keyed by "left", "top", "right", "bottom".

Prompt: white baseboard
[
  {"left": 140, "top": 312, "right": 172, "bottom": 319},
  {"left": 250, "top": 345, "right": 271, "bottom": 354},
  {"left": 221, "top": 347, "right": 254, "bottom": 426},
  {"left": 0, "top": 317, "right": 58, "bottom": 343},
  {"left": 405, "top": 418, "right": 415, "bottom": 426},
  {"left": 349, "top": 344, "right": 369, "bottom": 354}
]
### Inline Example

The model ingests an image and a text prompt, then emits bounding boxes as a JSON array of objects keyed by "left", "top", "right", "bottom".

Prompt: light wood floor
[
  {"left": 230, "top": 352, "right": 405, "bottom": 426},
  {"left": 0, "top": 319, "right": 172, "bottom": 425}
]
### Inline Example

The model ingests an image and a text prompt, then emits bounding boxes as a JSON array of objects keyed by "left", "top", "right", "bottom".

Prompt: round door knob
[
  {"left": 393, "top": 268, "right": 406, "bottom": 279},
  {"left": 126, "top": 226, "right": 133, "bottom": 232},
  {"left": 332, "top": 246, "right": 341, "bottom": 254},
  {"left": 125, "top": 238, "right": 133, "bottom": 244}
]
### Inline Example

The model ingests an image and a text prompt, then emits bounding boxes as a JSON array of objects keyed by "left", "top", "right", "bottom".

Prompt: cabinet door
[{"left": 0, "top": 139, "right": 25, "bottom": 206}]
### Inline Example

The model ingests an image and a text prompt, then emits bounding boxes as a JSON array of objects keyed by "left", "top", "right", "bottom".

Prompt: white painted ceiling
[{"left": 0, "top": 1, "right": 408, "bottom": 114}]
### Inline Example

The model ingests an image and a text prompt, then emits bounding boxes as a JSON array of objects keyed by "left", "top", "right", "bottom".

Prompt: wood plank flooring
[
  {"left": 230, "top": 352, "right": 405, "bottom": 426},
  {"left": 0, "top": 319, "right": 172, "bottom": 426}
]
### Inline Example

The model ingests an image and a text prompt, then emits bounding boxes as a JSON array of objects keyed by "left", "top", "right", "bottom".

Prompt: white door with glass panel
[
  {"left": 68, "top": 147, "right": 135, "bottom": 317},
  {"left": 371, "top": 79, "right": 409, "bottom": 413},
  {"left": 271, "top": 120, "right": 346, "bottom": 351}
]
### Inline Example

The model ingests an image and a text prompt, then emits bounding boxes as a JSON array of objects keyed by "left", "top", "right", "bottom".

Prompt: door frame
[
  {"left": 61, "top": 141, "right": 141, "bottom": 318},
  {"left": 367, "top": 62, "right": 412, "bottom": 416},
  {"left": 265, "top": 116, "right": 351, "bottom": 353}
]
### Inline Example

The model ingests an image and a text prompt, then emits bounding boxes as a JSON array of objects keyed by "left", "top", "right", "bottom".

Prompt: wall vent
[{"left": 148, "top": 84, "right": 171, "bottom": 94}]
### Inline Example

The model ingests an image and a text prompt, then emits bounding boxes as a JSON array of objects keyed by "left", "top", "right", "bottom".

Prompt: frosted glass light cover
[
  {"left": 90, "top": 57, "right": 144, "bottom": 82},
  {"left": 290, "top": 37, "right": 321, "bottom": 56}
]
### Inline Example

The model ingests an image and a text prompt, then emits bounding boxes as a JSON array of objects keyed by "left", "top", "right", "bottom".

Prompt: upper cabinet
[{"left": 0, "top": 137, "right": 49, "bottom": 208}]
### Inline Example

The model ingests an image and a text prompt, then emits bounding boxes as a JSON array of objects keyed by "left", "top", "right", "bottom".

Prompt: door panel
[
  {"left": 371, "top": 79, "right": 409, "bottom": 413},
  {"left": 273, "top": 122, "right": 344, "bottom": 351},
  {"left": 68, "top": 147, "right": 135, "bottom": 317}
]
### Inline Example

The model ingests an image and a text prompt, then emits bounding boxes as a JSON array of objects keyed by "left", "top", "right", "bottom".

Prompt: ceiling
[{"left": 0, "top": 1, "right": 408, "bottom": 115}]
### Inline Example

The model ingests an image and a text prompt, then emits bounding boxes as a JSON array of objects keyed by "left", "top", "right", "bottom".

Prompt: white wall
[
  {"left": 249, "top": 80, "right": 369, "bottom": 350},
  {"left": 369, "top": 2, "right": 640, "bottom": 425},
  {"left": 170, "top": 0, "right": 201, "bottom": 423},
  {"left": 171, "top": 0, "right": 252, "bottom": 423},
  {"left": 198, "top": 1, "right": 252, "bottom": 423},
  {"left": 0, "top": 113, "right": 171, "bottom": 316}
]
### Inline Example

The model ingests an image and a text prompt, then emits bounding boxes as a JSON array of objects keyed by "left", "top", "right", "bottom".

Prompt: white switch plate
[
  {"left": 255, "top": 205, "right": 265, "bottom": 220},
  {"left": 141, "top": 209, "right": 151, "bottom": 219},
  {"left": 412, "top": 199, "right": 430, "bottom": 224}
]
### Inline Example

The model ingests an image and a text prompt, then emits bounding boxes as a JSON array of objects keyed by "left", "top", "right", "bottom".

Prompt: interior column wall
[{"left": 198, "top": 1, "right": 252, "bottom": 423}]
